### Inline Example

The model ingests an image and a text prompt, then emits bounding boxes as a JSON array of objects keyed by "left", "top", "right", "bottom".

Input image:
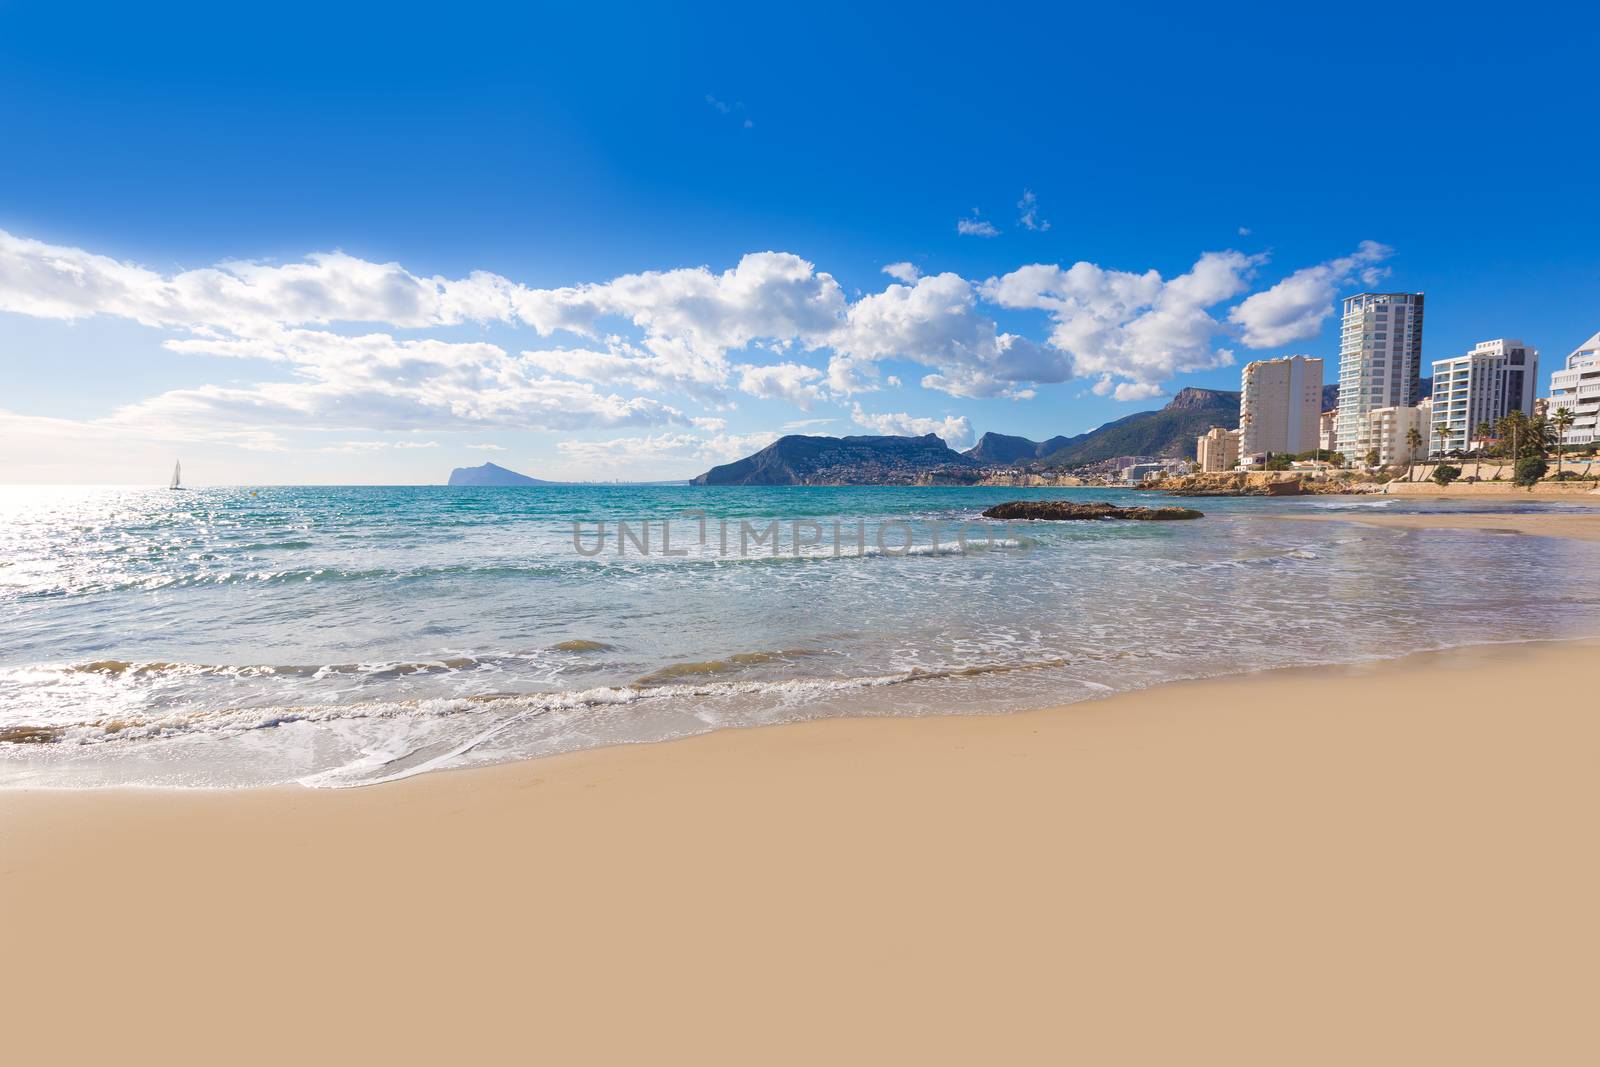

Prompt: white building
[
  {"left": 1548, "top": 330, "right": 1600, "bottom": 446},
  {"left": 1367, "top": 398, "right": 1432, "bottom": 466},
  {"left": 1319, "top": 409, "right": 1338, "bottom": 454},
  {"left": 1429, "top": 339, "right": 1539, "bottom": 455},
  {"left": 1196, "top": 426, "right": 1240, "bottom": 472},
  {"left": 1335, "top": 292, "right": 1425, "bottom": 460},
  {"left": 1119, "top": 462, "right": 1167, "bottom": 484},
  {"left": 1239, "top": 355, "right": 1322, "bottom": 459}
]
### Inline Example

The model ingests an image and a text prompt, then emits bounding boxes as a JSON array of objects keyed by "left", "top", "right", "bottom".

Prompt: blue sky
[{"left": 2, "top": 0, "right": 1597, "bottom": 483}]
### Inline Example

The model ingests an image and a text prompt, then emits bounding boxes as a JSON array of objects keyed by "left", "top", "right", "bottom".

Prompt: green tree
[
  {"left": 1405, "top": 427, "right": 1423, "bottom": 480},
  {"left": 1474, "top": 421, "right": 1494, "bottom": 479},
  {"left": 1432, "top": 463, "right": 1462, "bottom": 487}
]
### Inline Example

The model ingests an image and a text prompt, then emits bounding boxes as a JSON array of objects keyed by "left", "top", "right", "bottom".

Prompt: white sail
[{"left": 170, "top": 460, "right": 182, "bottom": 490}]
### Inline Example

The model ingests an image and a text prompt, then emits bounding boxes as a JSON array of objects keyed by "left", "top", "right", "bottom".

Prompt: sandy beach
[
  {"left": 5, "top": 635, "right": 1597, "bottom": 1065},
  {"left": 1274, "top": 508, "right": 1600, "bottom": 542}
]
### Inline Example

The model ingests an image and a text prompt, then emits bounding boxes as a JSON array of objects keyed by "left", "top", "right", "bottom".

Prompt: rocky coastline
[{"left": 982, "top": 501, "right": 1204, "bottom": 521}]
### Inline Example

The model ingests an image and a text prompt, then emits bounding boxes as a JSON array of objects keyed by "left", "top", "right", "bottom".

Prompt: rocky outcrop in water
[
  {"left": 447, "top": 462, "right": 554, "bottom": 486},
  {"left": 981, "top": 500, "right": 1203, "bottom": 521}
]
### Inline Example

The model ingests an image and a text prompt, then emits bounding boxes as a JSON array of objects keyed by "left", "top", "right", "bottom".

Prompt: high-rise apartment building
[
  {"left": 1368, "top": 398, "right": 1432, "bottom": 466},
  {"left": 1428, "top": 339, "right": 1539, "bottom": 454},
  {"left": 1239, "top": 355, "right": 1322, "bottom": 458},
  {"left": 1548, "top": 330, "right": 1600, "bottom": 446},
  {"left": 1334, "top": 293, "right": 1425, "bottom": 460},
  {"left": 1195, "top": 426, "right": 1240, "bottom": 472}
]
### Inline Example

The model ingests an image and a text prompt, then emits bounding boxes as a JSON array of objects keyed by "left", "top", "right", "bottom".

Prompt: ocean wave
[
  {"left": 0, "top": 654, "right": 1106, "bottom": 751},
  {"left": 1308, "top": 498, "right": 1397, "bottom": 510}
]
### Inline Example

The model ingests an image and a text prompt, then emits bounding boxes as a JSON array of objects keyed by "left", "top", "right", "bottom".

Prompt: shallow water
[{"left": 3, "top": 484, "right": 1598, "bottom": 788}]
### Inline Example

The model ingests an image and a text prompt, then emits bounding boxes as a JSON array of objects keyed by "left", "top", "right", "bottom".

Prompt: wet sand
[{"left": 1274, "top": 509, "right": 1600, "bottom": 541}]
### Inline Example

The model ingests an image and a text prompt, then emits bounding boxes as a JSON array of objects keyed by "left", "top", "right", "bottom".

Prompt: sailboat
[{"left": 169, "top": 460, "right": 184, "bottom": 491}]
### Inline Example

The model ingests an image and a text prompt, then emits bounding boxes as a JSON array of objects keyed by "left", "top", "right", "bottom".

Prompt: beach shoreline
[
  {"left": 1267, "top": 507, "right": 1600, "bottom": 542},
  {"left": 6, "top": 630, "right": 1599, "bottom": 1065}
]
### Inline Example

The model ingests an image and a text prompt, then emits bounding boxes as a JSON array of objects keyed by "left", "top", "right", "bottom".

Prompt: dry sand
[
  {"left": 1274, "top": 509, "right": 1600, "bottom": 542},
  {"left": 5, "top": 638, "right": 1598, "bottom": 1065}
]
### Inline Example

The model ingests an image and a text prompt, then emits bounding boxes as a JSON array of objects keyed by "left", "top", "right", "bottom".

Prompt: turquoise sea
[{"left": 3, "top": 484, "right": 1599, "bottom": 788}]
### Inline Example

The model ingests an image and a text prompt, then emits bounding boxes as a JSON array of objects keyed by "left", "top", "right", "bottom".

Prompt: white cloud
[
  {"left": 736, "top": 361, "right": 827, "bottom": 409},
  {"left": 1017, "top": 190, "right": 1050, "bottom": 232},
  {"left": 1227, "top": 241, "right": 1392, "bottom": 348},
  {"left": 0, "top": 229, "right": 524, "bottom": 331},
  {"left": 849, "top": 403, "right": 975, "bottom": 449},
  {"left": 0, "top": 227, "right": 1401, "bottom": 468},
  {"left": 1238, "top": 226, "right": 1252, "bottom": 237},
  {"left": 1108, "top": 381, "right": 1167, "bottom": 402},
  {"left": 321, "top": 439, "right": 441, "bottom": 453},
  {"left": 465, "top": 443, "right": 507, "bottom": 451},
  {"left": 956, "top": 211, "right": 999, "bottom": 237},
  {"left": 833, "top": 272, "right": 1071, "bottom": 399},
  {"left": 781, "top": 417, "right": 836, "bottom": 430},
  {"left": 552, "top": 430, "right": 779, "bottom": 479},
  {"left": 981, "top": 250, "right": 1260, "bottom": 397},
  {"left": 514, "top": 251, "right": 846, "bottom": 368}
]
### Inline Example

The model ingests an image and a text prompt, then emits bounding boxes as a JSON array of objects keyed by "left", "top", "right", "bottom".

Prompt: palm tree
[
  {"left": 1474, "top": 421, "right": 1494, "bottom": 479},
  {"left": 1405, "top": 426, "right": 1424, "bottom": 480},
  {"left": 1435, "top": 423, "right": 1456, "bottom": 468},
  {"left": 1552, "top": 408, "right": 1576, "bottom": 476}
]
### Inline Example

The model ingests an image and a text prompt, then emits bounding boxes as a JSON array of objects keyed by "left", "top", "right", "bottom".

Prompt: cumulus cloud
[
  {"left": 1017, "top": 190, "right": 1050, "bottom": 232},
  {"left": 832, "top": 273, "right": 1071, "bottom": 399},
  {"left": 956, "top": 211, "right": 999, "bottom": 237},
  {"left": 1227, "top": 241, "right": 1392, "bottom": 348},
  {"left": 0, "top": 229, "right": 524, "bottom": 331},
  {"left": 981, "top": 250, "right": 1261, "bottom": 398},
  {"left": 552, "top": 430, "right": 779, "bottom": 479},
  {"left": 0, "top": 227, "right": 1399, "bottom": 461},
  {"left": 849, "top": 403, "right": 975, "bottom": 449},
  {"left": 736, "top": 361, "right": 827, "bottom": 409},
  {"left": 514, "top": 251, "right": 846, "bottom": 369},
  {"left": 321, "top": 439, "right": 440, "bottom": 453}
]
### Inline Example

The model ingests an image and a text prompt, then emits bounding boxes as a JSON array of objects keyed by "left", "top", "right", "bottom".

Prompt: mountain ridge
[{"left": 690, "top": 433, "right": 975, "bottom": 486}]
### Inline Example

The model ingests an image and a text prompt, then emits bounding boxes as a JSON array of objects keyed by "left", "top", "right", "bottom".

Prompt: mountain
[
  {"left": 446, "top": 462, "right": 555, "bottom": 486},
  {"left": 691, "top": 433, "right": 975, "bottom": 486},
  {"left": 1037, "top": 387, "right": 1242, "bottom": 466},
  {"left": 964, "top": 432, "right": 1074, "bottom": 464}
]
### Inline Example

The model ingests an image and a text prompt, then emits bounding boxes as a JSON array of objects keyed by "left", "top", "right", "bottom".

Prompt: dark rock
[{"left": 981, "top": 500, "right": 1204, "bottom": 521}]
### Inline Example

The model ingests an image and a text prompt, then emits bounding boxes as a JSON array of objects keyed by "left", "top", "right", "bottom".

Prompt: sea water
[{"left": 3, "top": 484, "right": 1598, "bottom": 788}]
